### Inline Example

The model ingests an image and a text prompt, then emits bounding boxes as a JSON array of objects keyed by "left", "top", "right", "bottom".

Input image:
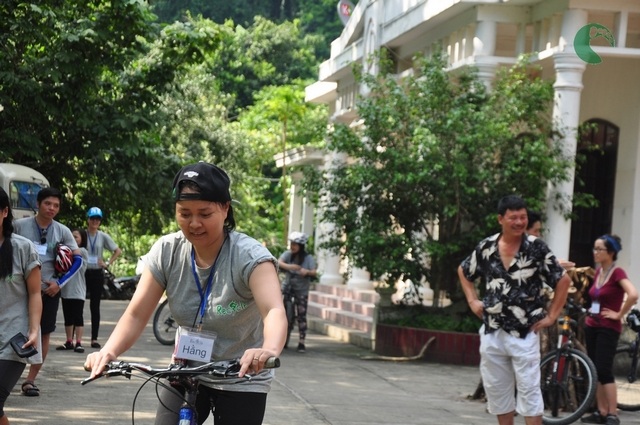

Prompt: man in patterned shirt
[{"left": 459, "top": 195, "right": 571, "bottom": 425}]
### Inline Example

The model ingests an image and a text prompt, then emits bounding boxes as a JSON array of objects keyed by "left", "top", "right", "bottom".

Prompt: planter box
[{"left": 375, "top": 323, "right": 480, "bottom": 366}]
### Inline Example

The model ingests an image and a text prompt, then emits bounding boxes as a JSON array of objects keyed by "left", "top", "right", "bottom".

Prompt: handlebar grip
[{"left": 265, "top": 357, "right": 280, "bottom": 369}]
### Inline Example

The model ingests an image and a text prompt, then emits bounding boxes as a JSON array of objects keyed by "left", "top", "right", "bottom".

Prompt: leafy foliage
[
  {"left": 0, "top": 3, "right": 327, "bottom": 271},
  {"left": 151, "top": 0, "right": 345, "bottom": 60},
  {"left": 0, "top": 1, "right": 225, "bottom": 234},
  {"left": 316, "top": 51, "right": 573, "bottom": 305}
]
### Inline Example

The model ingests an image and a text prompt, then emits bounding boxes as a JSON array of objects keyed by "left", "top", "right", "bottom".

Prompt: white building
[{"left": 299, "top": 0, "right": 640, "bottom": 289}]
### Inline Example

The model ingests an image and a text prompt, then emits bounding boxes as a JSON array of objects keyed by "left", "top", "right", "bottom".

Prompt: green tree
[
  {"left": 0, "top": 2, "right": 223, "bottom": 234},
  {"left": 151, "top": 0, "right": 297, "bottom": 26},
  {"left": 317, "top": 51, "right": 573, "bottom": 307},
  {"left": 297, "top": 0, "right": 347, "bottom": 60},
  {"left": 237, "top": 81, "right": 328, "bottom": 248},
  {"left": 210, "top": 17, "right": 324, "bottom": 116},
  {"left": 0, "top": 2, "right": 327, "bottom": 269},
  {"left": 151, "top": 0, "right": 346, "bottom": 60}
]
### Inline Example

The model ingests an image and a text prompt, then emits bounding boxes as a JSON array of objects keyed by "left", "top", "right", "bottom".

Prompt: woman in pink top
[{"left": 581, "top": 235, "right": 638, "bottom": 425}]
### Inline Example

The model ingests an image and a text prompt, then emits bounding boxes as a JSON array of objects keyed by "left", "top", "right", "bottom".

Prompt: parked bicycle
[
  {"left": 612, "top": 307, "right": 640, "bottom": 411},
  {"left": 282, "top": 282, "right": 296, "bottom": 349},
  {"left": 153, "top": 297, "right": 178, "bottom": 346},
  {"left": 82, "top": 357, "right": 280, "bottom": 425},
  {"left": 540, "top": 298, "right": 597, "bottom": 425}
]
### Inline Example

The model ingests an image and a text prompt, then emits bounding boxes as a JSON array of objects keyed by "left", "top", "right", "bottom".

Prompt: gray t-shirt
[
  {"left": 14, "top": 217, "right": 78, "bottom": 288},
  {"left": 0, "top": 234, "right": 43, "bottom": 364},
  {"left": 146, "top": 230, "right": 277, "bottom": 392},
  {"left": 61, "top": 247, "right": 88, "bottom": 300},
  {"left": 86, "top": 230, "right": 118, "bottom": 270},
  {"left": 279, "top": 250, "right": 316, "bottom": 293}
]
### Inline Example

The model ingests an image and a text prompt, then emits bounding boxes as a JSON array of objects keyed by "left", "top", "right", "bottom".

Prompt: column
[
  {"left": 545, "top": 9, "right": 587, "bottom": 259},
  {"left": 302, "top": 196, "right": 314, "bottom": 238},
  {"left": 316, "top": 152, "right": 345, "bottom": 285},
  {"left": 346, "top": 205, "right": 374, "bottom": 289},
  {"left": 347, "top": 266, "right": 373, "bottom": 289},
  {"left": 288, "top": 171, "right": 303, "bottom": 233},
  {"left": 474, "top": 20, "right": 498, "bottom": 90}
]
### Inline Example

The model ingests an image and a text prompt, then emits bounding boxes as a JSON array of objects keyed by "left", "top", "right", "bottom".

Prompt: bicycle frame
[{"left": 551, "top": 315, "right": 575, "bottom": 381}]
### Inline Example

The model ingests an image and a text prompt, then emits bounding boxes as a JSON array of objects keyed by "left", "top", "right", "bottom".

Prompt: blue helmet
[{"left": 87, "top": 206, "right": 103, "bottom": 219}]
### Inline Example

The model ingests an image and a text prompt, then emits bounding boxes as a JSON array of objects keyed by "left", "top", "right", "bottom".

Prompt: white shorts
[{"left": 479, "top": 327, "right": 543, "bottom": 417}]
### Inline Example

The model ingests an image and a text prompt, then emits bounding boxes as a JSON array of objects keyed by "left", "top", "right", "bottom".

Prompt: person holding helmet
[
  {"left": 278, "top": 231, "right": 317, "bottom": 353},
  {"left": 13, "top": 187, "right": 83, "bottom": 396},
  {"left": 57, "top": 228, "right": 89, "bottom": 353},
  {"left": 85, "top": 206, "right": 121, "bottom": 348}
]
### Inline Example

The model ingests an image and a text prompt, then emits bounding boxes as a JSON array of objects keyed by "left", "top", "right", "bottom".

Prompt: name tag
[
  {"left": 174, "top": 326, "right": 216, "bottom": 362},
  {"left": 590, "top": 301, "right": 601, "bottom": 315},
  {"left": 36, "top": 243, "right": 47, "bottom": 256},
  {"left": 88, "top": 255, "right": 99, "bottom": 265}
]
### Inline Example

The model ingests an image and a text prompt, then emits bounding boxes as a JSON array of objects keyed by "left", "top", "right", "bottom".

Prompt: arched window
[{"left": 569, "top": 119, "right": 619, "bottom": 267}]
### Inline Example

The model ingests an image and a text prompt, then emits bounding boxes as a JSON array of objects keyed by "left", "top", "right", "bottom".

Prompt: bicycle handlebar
[{"left": 81, "top": 357, "right": 280, "bottom": 386}]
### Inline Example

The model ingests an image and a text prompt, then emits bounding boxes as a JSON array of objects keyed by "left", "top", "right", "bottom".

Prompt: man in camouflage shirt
[{"left": 459, "top": 195, "right": 570, "bottom": 425}]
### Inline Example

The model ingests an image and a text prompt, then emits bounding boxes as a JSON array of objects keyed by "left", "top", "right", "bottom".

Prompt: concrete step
[
  {"left": 308, "top": 291, "right": 377, "bottom": 317},
  {"left": 307, "top": 283, "right": 378, "bottom": 350},
  {"left": 314, "top": 282, "right": 379, "bottom": 304},
  {"left": 307, "top": 315, "right": 374, "bottom": 350},
  {"left": 307, "top": 301, "right": 374, "bottom": 333}
]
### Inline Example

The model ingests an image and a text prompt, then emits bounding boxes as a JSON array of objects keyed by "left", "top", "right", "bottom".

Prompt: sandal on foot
[
  {"left": 56, "top": 341, "right": 74, "bottom": 351},
  {"left": 21, "top": 381, "right": 40, "bottom": 397}
]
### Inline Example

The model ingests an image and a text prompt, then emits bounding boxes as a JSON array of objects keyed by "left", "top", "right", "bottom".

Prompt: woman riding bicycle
[
  {"left": 278, "top": 231, "right": 316, "bottom": 353},
  {"left": 85, "top": 161, "right": 287, "bottom": 425}
]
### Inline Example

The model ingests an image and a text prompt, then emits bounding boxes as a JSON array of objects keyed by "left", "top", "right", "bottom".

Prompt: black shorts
[
  {"left": 61, "top": 298, "right": 85, "bottom": 327},
  {"left": 41, "top": 292, "right": 61, "bottom": 334}
]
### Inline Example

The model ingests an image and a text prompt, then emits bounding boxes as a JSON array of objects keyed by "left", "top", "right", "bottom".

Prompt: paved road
[{"left": 7, "top": 300, "right": 640, "bottom": 424}]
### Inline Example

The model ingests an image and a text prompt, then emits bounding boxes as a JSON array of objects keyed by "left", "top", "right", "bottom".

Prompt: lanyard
[
  {"left": 190, "top": 248, "right": 220, "bottom": 329},
  {"left": 594, "top": 264, "right": 615, "bottom": 300},
  {"left": 88, "top": 232, "right": 98, "bottom": 255},
  {"left": 34, "top": 218, "right": 52, "bottom": 243}
]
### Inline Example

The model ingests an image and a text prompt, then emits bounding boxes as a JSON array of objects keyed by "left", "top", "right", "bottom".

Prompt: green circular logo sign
[{"left": 574, "top": 23, "right": 615, "bottom": 64}]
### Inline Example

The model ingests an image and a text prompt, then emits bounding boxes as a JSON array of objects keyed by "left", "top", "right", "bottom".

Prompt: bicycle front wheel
[
  {"left": 614, "top": 345, "right": 640, "bottom": 411},
  {"left": 153, "top": 299, "right": 177, "bottom": 346},
  {"left": 540, "top": 348, "right": 597, "bottom": 425}
]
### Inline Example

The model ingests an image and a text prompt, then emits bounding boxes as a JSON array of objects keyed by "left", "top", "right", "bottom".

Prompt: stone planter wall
[{"left": 375, "top": 323, "right": 480, "bottom": 366}]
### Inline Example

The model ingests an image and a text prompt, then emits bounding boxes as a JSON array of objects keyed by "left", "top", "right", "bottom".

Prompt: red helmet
[{"left": 55, "top": 244, "right": 73, "bottom": 276}]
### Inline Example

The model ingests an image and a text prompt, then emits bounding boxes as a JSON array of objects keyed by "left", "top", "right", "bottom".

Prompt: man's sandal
[{"left": 21, "top": 381, "right": 40, "bottom": 397}]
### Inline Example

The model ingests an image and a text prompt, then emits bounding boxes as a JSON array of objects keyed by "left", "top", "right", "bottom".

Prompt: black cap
[{"left": 172, "top": 162, "right": 232, "bottom": 203}]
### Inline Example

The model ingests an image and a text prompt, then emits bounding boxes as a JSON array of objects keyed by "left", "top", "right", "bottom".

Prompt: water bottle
[{"left": 178, "top": 407, "right": 194, "bottom": 425}]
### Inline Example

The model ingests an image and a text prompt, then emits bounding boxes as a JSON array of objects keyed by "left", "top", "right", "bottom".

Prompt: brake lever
[{"left": 81, "top": 367, "right": 131, "bottom": 385}]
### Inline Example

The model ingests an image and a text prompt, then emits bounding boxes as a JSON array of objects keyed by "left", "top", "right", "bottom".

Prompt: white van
[{"left": 0, "top": 163, "right": 50, "bottom": 218}]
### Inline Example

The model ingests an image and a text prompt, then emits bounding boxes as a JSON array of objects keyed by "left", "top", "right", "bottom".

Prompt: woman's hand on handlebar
[
  {"left": 84, "top": 350, "right": 118, "bottom": 379},
  {"left": 239, "top": 348, "right": 279, "bottom": 377}
]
